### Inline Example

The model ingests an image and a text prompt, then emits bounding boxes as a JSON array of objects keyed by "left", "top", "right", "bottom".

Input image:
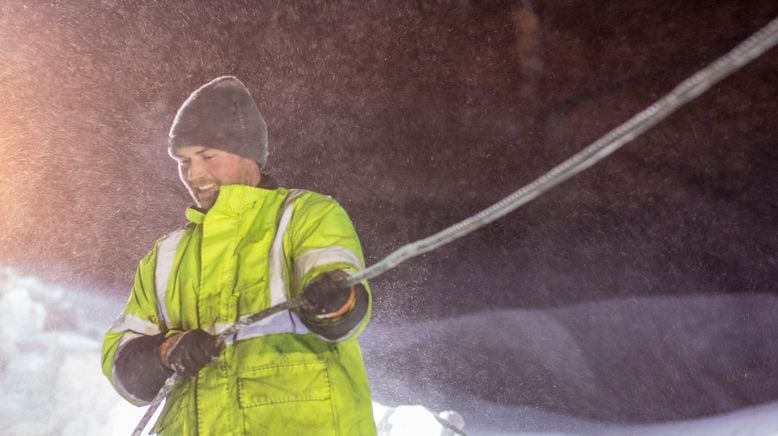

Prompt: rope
[
  {"left": 344, "top": 15, "right": 778, "bottom": 287},
  {"left": 132, "top": 16, "right": 778, "bottom": 435}
]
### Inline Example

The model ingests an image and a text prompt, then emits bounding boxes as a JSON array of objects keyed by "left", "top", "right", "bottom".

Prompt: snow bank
[
  {"left": 0, "top": 268, "right": 132, "bottom": 435},
  {"left": 363, "top": 296, "right": 778, "bottom": 434}
]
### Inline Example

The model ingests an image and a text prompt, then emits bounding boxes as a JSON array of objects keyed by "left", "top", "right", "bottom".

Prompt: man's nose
[{"left": 187, "top": 160, "right": 206, "bottom": 182}]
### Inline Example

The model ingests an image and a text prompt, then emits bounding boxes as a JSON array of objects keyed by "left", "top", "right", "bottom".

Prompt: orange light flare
[{"left": 0, "top": 5, "right": 90, "bottom": 277}]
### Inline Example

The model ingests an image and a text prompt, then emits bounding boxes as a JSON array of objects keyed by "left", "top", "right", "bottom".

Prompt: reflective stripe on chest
[{"left": 154, "top": 189, "right": 306, "bottom": 337}]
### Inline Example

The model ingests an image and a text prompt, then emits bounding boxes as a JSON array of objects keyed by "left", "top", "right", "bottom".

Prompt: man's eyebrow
[{"left": 172, "top": 147, "right": 211, "bottom": 160}]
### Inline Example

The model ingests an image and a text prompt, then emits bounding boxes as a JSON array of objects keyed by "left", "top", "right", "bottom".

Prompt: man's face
[{"left": 172, "top": 145, "right": 261, "bottom": 211}]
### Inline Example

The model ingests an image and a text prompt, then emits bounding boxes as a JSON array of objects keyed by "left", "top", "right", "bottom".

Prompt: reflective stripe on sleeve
[
  {"left": 154, "top": 228, "right": 186, "bottom": 328},
  {"left": 293, "top": 246, "right": 363, "bottom": 288},
  {"left": 109, "top": 313, "right": 162, "bottom": 336}
]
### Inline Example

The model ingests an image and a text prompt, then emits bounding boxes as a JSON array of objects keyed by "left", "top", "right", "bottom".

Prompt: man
[{"left": 102, "top": 76, "right": 376, "bottom": 435}]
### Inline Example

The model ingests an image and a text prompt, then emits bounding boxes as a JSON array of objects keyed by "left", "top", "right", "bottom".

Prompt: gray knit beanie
[{"left": 168, "top": 76, "right": 268, "bottom": 167}]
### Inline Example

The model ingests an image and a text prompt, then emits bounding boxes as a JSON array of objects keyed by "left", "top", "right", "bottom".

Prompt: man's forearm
[{"left": 114, "top": 333, "right": 173, "bottom": 403}]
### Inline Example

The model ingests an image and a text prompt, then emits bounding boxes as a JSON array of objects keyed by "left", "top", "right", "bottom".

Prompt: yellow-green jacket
[{"left": 102, "top": 184, "right": 376, "bottom": 435}]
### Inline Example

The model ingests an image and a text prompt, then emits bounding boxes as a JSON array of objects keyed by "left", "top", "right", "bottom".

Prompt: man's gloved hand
[
  {"left": 159, "top": 329, "right": 223, "bottom": 377},
  {"left": 301, "top": 270, "right": 357, "bottom": 321}
]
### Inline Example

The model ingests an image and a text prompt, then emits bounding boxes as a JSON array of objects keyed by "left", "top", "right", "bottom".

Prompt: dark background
[{"left": 1, "top": 0, "right": 777, "bottom": 424}]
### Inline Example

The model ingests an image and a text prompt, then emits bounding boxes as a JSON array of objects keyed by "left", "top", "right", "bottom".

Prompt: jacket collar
[{"left": 185, "top": 173, "right": 280, "bottom": 224}]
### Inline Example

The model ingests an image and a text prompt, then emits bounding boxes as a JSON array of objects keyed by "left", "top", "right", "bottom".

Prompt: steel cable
[{"left": 344, "top": 16, "right": 778, "bottom": 287}]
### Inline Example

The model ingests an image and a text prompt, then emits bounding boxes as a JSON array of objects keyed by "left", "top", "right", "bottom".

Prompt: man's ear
[{"left": 245, "top": 158, "right": 262, "bottom": 185}]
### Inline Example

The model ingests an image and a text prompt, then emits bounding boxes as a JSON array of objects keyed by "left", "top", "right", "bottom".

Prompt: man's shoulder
[
  {"left": 148, "top": 224, "right": 193, "bottom": 254},
  {"left": 158, "top": 223, "right": 192, "bottom": 241},
  {"left": 135, "top": 224, "right": 192, "bottom": 268},
  {"left": 284, "top": 189, "right": 342, "bottom": 213}
]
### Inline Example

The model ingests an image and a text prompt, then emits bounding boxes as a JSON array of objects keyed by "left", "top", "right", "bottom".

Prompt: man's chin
[{"left": 195, "top": 193, "right": 219, "bottom": 210}]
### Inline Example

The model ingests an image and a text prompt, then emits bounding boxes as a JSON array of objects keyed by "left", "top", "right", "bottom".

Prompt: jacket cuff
[
  {"left": 114, "top": 333, "right": 174, "bottom": 403},
  {"left": 300, "top": 284, "right": 369, "bottom": 341}
]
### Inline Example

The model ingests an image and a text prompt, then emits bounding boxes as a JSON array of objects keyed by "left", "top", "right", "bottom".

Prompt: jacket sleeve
[
  {"left": 287, "top": 193, "right": 372, "bottom": 342},
  {"left": 101, "top": 248, "right": 173, "bottom": 406}
]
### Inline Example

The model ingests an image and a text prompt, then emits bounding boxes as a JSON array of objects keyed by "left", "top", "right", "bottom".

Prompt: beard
[{"left": 190, "top": 185, "right": 220, "bottom": 211}]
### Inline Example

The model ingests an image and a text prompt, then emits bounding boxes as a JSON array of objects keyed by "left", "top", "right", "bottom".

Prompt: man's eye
[{"left": 202, "top": 154, "right": 214, "bottom": 160}]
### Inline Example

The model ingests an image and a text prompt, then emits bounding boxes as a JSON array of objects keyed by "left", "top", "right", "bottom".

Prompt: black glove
[
  {"left": 301, "top": 270, "right": 357, "bottom": 320},
  {"left": 160, "top": 329, "right": 223, "bottom": 377}
]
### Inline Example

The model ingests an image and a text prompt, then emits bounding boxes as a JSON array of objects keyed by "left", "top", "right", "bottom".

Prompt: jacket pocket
[
  {"left": 238, "top": 360, "right": 338, "bottom": 435},
  {"left": 238, "top": 360, "right": 331, "bottom": 407}
]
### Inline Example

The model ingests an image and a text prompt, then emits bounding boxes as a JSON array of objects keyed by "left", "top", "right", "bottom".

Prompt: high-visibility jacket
[{"left": 102, "top": 184, "right": 376, "bottom": 435}]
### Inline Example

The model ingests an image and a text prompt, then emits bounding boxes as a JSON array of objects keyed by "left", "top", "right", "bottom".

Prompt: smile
[{"left": 196, "top": 184, "right": 217, "bottom": 192}]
